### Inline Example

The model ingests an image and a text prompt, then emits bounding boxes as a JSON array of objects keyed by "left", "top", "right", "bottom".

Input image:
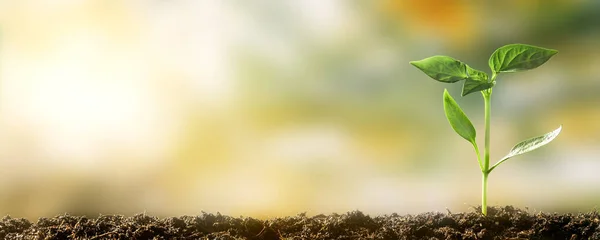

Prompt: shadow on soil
[{"left": 0, "top": 206, "right": 599, "bottom": 239}]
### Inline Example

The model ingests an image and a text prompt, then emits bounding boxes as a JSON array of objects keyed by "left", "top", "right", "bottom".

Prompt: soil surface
[{"left": 0, "top": 206, "right": 599, "bottom": 239}]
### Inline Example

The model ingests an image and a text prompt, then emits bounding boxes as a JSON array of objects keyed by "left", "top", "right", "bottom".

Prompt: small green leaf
[
  {"left": 462, "top": 79, "right": 494, "bottom": 96},
  {"left": 443, "top": 89, "right": 476, "bottom": 143},
  {"left": 410, "top": 56, "right": 468, "bottom": 83},
  {"left": 489, "top": 44, "right": 558, "bottom": 73},
  {"left": 466, "top": 66, "right": 488, "bottom": 82},
  {"left": 461, "top": 66, "right": 492, "bottom": 96},
  {"left": 489, "top": 125, "right": 562, "bottom": 172}
]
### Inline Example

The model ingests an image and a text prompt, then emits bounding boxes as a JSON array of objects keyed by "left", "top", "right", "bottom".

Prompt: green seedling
[{"left": 410, "top": 43, "right": 561, "bottom": 216}]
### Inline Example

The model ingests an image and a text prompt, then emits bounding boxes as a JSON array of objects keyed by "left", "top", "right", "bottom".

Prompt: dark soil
[{"left": 0, "top": 206, "right": 599, "bottom": 240}]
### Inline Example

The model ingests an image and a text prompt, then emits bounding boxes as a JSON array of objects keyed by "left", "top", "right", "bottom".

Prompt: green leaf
[
  {"left": 489, "top": 44, "right": 558, "bottom": 73},
  {"left": 466, "top": 66, "right": 488, "bottom": 82},
  {"left": 443, "top": 89, "right": 476, "bottom": 143},
  {"left": 489, "top": 125, "right": 562, "bottom": 172},
  {"left": 461, "top": 66, "right": 492, "bottom": 96},
  {"left": 462, "top": 79, "right": 494, "bottom": 96},
  {"left": 410, "top": 56, "right": 468, "bottom": 83}
]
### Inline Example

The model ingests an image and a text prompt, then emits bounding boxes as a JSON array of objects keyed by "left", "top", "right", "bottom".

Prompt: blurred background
[{"left": 1, "top": 0, "right": 599, "bottom": 220}]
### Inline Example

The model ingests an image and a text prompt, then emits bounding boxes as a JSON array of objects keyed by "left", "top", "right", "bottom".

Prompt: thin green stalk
[
  {"left": 481, "top": 88, "right": 492, "bottom": 216},
  {"left": 482, "top": 173, "right": 488, "bottom": 215},
  {"left": 484, "top": 89, "right": 492, "bottom": 170}
]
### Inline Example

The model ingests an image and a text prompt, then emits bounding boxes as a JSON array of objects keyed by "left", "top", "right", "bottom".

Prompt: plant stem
[
  {"left": 481, "top": 88, "right": 492, "bottom": 216},
  {"left": 482, "top": 172, "right": 489, "bottom": 215},
  {"left": 484, "top": 89, "right": 491, "bottom": 170}
]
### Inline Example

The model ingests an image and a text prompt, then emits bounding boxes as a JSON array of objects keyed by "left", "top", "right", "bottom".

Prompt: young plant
[{"left": 410, "top": 43, "right": 561, "bottom": 216}]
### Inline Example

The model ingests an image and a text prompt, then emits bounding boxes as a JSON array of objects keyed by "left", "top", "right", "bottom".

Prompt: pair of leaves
[
  {"left": 410, "top": 56, "right": 491, "bottom": 96},
  {"left": 443, "top": 89, "right": 562, "bottom": 173},
  {"left": 410, "top": 44, "right": 558, "bottom": 96}
]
